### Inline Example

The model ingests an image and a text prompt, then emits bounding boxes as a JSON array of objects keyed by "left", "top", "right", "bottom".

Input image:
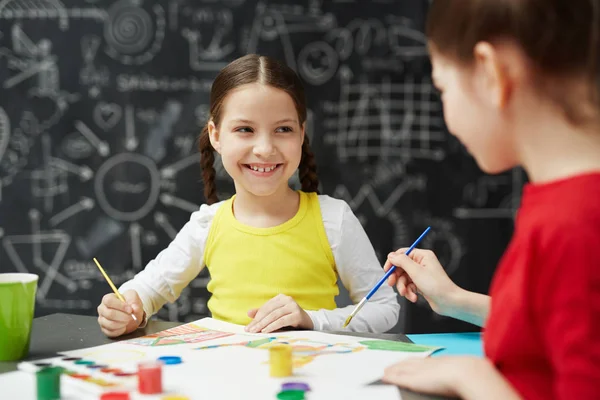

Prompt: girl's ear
[
  {"left": 473, "top": 41, "right": 514, "bottom": 110},
  {"left": 208, "top": 120, "right": 221, "bottom": 153},
  {"left": 300, "top": 122, "right": 306, "bottom": 142}
]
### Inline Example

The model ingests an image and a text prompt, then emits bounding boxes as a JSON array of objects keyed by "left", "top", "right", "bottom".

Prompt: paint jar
[
  {"left": 137, "top": 360, "right": 162, "bottom": 394},
  {"left": 269, "top": 344, "right": 293, "bottom": 377}
]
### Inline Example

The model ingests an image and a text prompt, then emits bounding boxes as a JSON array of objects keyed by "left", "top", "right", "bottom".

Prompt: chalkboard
[{"left": 0, "top": 0, "right": 522, "bottom": 334}]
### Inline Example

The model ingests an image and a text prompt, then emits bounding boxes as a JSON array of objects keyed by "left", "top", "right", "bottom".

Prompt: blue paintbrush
[{"left": 343, "top": 226, "right": 431, "bottom": 328}]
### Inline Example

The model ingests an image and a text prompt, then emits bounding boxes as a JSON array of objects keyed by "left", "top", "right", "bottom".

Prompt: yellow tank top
[{"left": 204, "top": 190, "right": 338, "bottom": 325}]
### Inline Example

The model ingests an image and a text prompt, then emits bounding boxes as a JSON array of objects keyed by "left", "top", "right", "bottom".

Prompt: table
[{"left": 0, "top": 313, "right": 448, "bottom": 400}]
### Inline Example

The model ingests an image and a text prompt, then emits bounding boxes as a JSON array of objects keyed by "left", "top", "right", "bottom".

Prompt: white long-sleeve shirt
[{"left": 120, "top": 195, "right": 400, "bottom": 333}]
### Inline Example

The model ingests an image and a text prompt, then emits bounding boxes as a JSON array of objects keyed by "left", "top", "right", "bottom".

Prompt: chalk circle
[
  {"left": 104, "top": 0, "right": 153, "bottom": 55},
  {"left": 94, "top": 153, "right": 160, "bottom": 222},
  {"left": 298, "top": 42, "right": 339, "bottom": 86}
]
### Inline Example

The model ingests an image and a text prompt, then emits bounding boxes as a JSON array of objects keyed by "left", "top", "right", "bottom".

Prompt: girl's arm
[
  {"left": 305, "top": 197, "right": 400, "bottom": 333},
  {"left": 119, "top": 202, "right": 222, "bottom": 325}
]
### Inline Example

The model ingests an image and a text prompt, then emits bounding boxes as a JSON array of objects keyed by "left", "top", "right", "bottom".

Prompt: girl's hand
[
  {"left": 384, "top": 248, "right": 459, "bottom": 316},
  {"left": 97, "top": 290, "right": 144, "bottom": 338},
  {"left": 382, "top": 356, "right": 486, "bottom": 398},
  {"left": 245, "top": 294, "right": 314, "bottom": 333}
]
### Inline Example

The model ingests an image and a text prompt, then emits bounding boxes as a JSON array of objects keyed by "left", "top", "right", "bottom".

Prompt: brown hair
[
  {"left": 426, "top": 0, "right": 600, "bottom": 124},
  {"left": 199, "top": 54, "right": 319, "bottom": 204}
]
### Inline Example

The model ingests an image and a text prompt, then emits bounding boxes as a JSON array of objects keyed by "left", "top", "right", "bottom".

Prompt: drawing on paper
[
  {"left": 125, "top": 323, "right": 235, "bottom": 346},
  {"left": 195, "top": 335, "right": 435, "bottom": 368}
]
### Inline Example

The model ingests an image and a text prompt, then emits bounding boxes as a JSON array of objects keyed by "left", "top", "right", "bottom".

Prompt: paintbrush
[
  {"left": 93, "top": 257, "right": 138, "bottom": 322},
  {"left": 343, "top": 226, "right": 431, "bottom": 328}
]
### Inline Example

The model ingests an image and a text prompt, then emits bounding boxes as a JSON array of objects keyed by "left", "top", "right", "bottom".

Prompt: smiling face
[{"left": 208, "top": 83, "right": 305, "bottom": 199}]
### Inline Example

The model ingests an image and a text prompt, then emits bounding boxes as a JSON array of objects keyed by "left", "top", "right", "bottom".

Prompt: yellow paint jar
[{"left": 269, "top": 344, "right": 293, "bottom": 377}]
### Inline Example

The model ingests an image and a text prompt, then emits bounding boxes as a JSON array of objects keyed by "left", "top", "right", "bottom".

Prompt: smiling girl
[{"left": 97, "top": 54, "right": 400, "bottom": 337}]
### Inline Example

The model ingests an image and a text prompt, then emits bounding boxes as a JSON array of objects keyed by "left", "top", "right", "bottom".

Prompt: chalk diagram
[
  {"left": 323, "top": 67, "right": 445, "bottom": 165},
  {"left": 180, "top": 5, "right": 236, "bottom": 71},
  {"left": 333, "top": 175, "right": 425, "bottom": 262},
  {"left": 1, "top": 99, "right": 208, "bottom": 309},
  {"left": 103, "top": 0, "right": 165, "bottom": 65},
  {"left": 454, "top": 168, "right": 524, "bottom": 221},
  {"left": 2, "top": 208, "right": 83, "bottom": 308}
]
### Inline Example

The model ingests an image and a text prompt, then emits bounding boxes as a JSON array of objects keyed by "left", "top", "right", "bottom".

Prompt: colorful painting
[
  {"left": 126, "top": 323, "right": 234, "bottom": 346},
  {"left": 195, "top": 336, "right": 366, "bottom": 368}
]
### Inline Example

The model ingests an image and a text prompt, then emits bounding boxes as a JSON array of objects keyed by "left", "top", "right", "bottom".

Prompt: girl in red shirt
[{"left": 382, "top": 1, "right": 600, "bottom": 399}]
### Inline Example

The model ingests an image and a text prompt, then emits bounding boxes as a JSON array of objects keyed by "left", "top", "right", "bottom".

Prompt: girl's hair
[
  {"left": 199, "top": 54, "right": 319, "bottom": 205},
  {"left": 426, "top": 0, "right": 600, "bottom": 124}
]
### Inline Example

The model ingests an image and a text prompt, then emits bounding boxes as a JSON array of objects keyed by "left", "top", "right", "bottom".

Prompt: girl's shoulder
[
  {"left": 189, "top": 199, "right": 229, "bottom": 226},
  {"left": 314, "top": 193, "right": 355, "bottom": 232}
]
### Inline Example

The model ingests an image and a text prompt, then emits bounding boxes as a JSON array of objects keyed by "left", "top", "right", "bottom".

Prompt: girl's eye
[
  {"left": 235, "top": 127, "right": 253, "bottom": 133},
  {"left": 276, "top": 126, "right": 293, "bottom": 133}
]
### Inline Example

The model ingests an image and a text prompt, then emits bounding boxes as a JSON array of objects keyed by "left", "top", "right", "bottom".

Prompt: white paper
[{"left": 13, "top": 318, "right": 429, "bottom": 399}]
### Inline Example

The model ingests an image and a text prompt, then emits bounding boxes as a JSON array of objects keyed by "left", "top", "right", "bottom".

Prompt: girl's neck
[
  {"left": 232, "top": 184, "right": 300, "bottom": 228},
  {"left": 517, "top": 108, "right": 600, "bottom": 184}
]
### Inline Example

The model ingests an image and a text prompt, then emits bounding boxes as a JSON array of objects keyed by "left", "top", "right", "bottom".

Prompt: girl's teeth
[{"left": 251, "top": 165, "right": 275, "bottom": 172}]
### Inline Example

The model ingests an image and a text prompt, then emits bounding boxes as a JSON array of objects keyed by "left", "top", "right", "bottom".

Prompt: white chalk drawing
[
  {"left": 116, "top": 73, "right": 213, "bottom": 92},
  {"left": 246, "top": 2, "right": 297, "bottom": 70},
  {"left": 93, "top": 102, "right": 122, "bottom": 131},
  {"left": 49, "top": 158, "right": 93, "bottom": 181},
  {"left": 334, "top": 177, "right": 426, "bottom": 254},
  {"left": 29, "top": 134, "right": 68, "bottom": 213},
  {"left": 159, "top": 193, "right": 199, "bottom": 214},
  {"left": 180, "top": 7, "right": 235, "bottom": 70},
  {"left": 3, "top": 24, "right": 58, "bottom": 94},
  {"left": 160, "top": 154, "right": 199, "bottom": 179},
  {"left": 79, "top": 35, "right": 110, "bottom": 98},
  {"left": 324, "top": 67, "right": 445, "bottom": 164},
  {"left": 246, "top": 2, "right": 336, "bottom": 72},
  {"left": 2, "top": 209, "right": 76, "bottom": 299},
  {"left": 129, "top": 222, "right": 142, "bottom": 270},
  {"left": 181, "top": 28, "right": 231, "bottom": 71},
  {"left": 60, "top": 132, "right": 95, "bottom": 160},
  {"left": 94, "top": 152, "right": 161, "bottom": 222},
  {"left": 0, "top": 27, "right": 79, "bottom": 129},
  {"left": 326, "top": 18, "right": 386, "bottom": 61},
  {"left": 0, "top": 0, "right": 69, "bottom": 30},
  {"left": 49, "top": 197, "right": 94, "bottom": 227},
  {"left": 74, "top": 120, "right": 110, "bottom": 157},
  {"left": 154, "top": 211, "right": 177, "bottom": 240},
  {"left": 385, "top": 16, "right": 428, "bottom": 57},
  {"left": 298, "top": 41, "right": 338, "bottom": 85},
  {"left": 454, "top": 169, "right": 524, "bottom": 220},
  {"left": 124, "top": 104, "right": 138, "bottom": 151},
  {"left": 0, "top": 107, "right": 9, "bottom": 166},
  {"left": 103, "top": 0, "right": 165, "bottom": 65},
  {"left": 0, "top": 113, "right": 35, "bottom": 187}
]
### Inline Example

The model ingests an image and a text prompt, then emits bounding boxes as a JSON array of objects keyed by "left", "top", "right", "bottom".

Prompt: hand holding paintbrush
[
  {"left": 343, "top": 227, "right": 431, "bottom": 328},
  {"left": 94, "top": 258, "right": 144, "bottom": 337}
]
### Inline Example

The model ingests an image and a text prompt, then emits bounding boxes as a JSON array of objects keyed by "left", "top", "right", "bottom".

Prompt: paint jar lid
[
  {"left": 281, "top": 382, "right": 310, "bottom": 392},
  {"left": 157, "top": 355, "right": 182, "bottom": 365},
  {"left": 36, "top": 366, "right": 62, "bottom": 400},
  {"left": 276, "top": 390, "right": 306, "bottom": 400},
  {"left": 161, "top": 396, "right": 190, "bottom": 400},
  {"left": 100, "top": 392, "right": 131, "bottom": 400}
]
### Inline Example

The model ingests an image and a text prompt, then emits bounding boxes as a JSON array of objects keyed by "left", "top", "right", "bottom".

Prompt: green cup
[{"left": 0, "top": 273, "right": 39, "bottom": 361}]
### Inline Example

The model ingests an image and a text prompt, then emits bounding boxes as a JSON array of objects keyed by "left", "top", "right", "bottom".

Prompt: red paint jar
[{"left": 137, "top": 361, "right": 162, "bottom": 394}]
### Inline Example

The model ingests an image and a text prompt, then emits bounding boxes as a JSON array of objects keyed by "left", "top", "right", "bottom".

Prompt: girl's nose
[{"left": 253, "top": 136, "right": 276, "bottom": 157}]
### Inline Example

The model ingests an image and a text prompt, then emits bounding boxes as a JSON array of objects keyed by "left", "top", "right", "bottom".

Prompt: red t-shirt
[{"left": 484, "top": 172, "right": 600, "bottom": 399}]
